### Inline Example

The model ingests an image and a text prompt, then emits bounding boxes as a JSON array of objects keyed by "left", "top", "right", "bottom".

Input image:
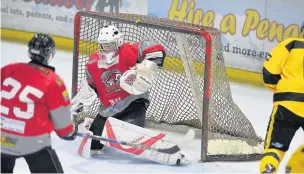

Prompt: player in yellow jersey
[{"left": 260, "top": 22, "right": 304, "bottom": 173}]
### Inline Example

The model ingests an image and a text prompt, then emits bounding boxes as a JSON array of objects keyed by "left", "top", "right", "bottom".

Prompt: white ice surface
[{"left": 1, "top": 41, "right": 303, "bottom": 173}]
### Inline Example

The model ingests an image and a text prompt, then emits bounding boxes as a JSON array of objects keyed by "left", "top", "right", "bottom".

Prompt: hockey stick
[{"left": 76, "top": 129, "right": 195, "bottom": 154}]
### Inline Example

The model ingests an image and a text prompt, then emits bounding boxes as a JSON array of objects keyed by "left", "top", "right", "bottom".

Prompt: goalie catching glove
[
  {"left": 120, "top": 59, "right": 159, "bottom": 95},
  {"left": 70, "top": 79, "right": 97, "bottom": 119}
]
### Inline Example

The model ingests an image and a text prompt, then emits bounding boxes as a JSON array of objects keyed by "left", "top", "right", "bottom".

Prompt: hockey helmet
[
  {"left": 28, "top": 33, "right": 56, "bottom": 65},
  {"left": 97, "top": 25, "right": 123, "bottom": 54}
]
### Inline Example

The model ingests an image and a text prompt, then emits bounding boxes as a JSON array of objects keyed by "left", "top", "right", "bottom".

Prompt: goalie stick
[{"left": 76, "top": 128, "right": 195, "bottom": 154}]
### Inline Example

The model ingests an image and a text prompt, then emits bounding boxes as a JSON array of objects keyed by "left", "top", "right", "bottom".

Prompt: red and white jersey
[
  {"left": 85, "top": 41, "right": 165, "bottom": 117},
  {"left": 1, "top": 62, "right": 73, "bottom": 156},
  {"left": 86, "top": 43, "right": 137, "bottom": 107}
]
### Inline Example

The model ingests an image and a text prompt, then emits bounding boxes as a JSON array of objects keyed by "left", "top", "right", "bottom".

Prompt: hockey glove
[
  {"left": 61, "top": 126, "right": 77, "bottom": 140},
  {"left": 60, "top": 104, "right": 83, "bottom": 141},
  {"left": 70, "top": 79, "right": 97, "bottom": 114},
  {"left": 120, "top": 59, "right": 159, "bottom": 95}
]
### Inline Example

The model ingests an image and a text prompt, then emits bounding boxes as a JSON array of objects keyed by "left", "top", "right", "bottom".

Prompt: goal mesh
[{"left": 72, "top": 11, "right": 263, "bottom": 162}]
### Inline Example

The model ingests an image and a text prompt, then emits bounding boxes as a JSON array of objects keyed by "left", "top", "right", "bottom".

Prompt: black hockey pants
[
  {"left": 1, "top": 146, "right": 64, "bottom": 173},
  {"left": 264, "top": 105, "right": 304, "bottom": 152}
]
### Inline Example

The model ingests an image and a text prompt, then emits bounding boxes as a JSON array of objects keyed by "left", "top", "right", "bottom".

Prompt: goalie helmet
[
  {"left": 28, "top": 33, "right": 56, "bottom": 65},
  {"left": 98, "top": 25, "right": 123, "bottom": 53},
  {"left": 97, "top": 25, "right": 123, "bottom": 66}
]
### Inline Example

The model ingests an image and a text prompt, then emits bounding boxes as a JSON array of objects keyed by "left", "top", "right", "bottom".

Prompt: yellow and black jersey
[{"left": 263, "top": 38, "right": 304, "bottom": 118}]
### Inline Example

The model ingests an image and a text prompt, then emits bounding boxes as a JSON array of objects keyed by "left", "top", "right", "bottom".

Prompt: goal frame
[{"left": 71, "top": 11, "right": 261, "bottom": 162}]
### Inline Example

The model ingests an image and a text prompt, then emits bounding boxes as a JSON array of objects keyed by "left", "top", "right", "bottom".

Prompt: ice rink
[{"left": 1, "top": 41, "right": 303, "bottom": 173}]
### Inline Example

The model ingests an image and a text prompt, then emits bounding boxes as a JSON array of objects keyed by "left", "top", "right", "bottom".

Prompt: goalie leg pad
[
  {"left": 78, "top": 99, "right": 148, "bottom": 158},
  {"left": 76, "top": 118, "right": 94, "bottom": 158},
  {"left": 77, "top": 116, "right": 110, "bottom": 158},
  {"left": 101, "top": 117, "right": 191, "bottom": 165}
]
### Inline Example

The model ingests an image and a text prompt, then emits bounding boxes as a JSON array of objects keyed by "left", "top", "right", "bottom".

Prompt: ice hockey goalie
[{"left": 71, "top": 25, "right": 190, "bottom": 165}]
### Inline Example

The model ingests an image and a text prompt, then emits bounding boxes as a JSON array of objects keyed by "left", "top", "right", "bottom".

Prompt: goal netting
[{"left": 72, "top": 11, "right": 263, "bottom": 162}]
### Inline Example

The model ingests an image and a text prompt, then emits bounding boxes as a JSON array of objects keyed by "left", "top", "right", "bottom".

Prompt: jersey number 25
[{"left": 1, "top": 77, "right": 44, "bottom": 119}]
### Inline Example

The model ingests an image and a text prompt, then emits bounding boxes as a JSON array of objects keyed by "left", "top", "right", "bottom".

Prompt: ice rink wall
[{"left": 1, "top": 0, "right": 303, "bottom": 87}]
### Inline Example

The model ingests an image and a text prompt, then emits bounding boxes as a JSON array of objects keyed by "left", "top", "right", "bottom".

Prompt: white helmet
[{"left": 97, "top": 25, "right": 123, "bottom": 54}]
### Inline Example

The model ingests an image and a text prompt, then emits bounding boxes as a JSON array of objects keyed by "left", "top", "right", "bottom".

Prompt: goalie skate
[{"left": 90, "top": 145, "right": 108, "bottom": 156}]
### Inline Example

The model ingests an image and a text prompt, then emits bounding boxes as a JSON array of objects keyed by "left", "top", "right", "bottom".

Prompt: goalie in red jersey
[{"left": 71, "top": 25, "right": 189, "bottom": 165}]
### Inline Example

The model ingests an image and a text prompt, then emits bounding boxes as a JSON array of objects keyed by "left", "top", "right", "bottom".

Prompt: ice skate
[
  {"left": 175, "top": 153, "right": 191, "bottom": 166},
  {"left": 90, "top": 145, "right": 108, "bottom": 156}
]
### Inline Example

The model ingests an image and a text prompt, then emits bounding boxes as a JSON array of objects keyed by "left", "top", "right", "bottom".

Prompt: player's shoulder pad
[
  {"left": 1, "top": 63, "right": 19, "bottom": 77},
  {"left": 54, "top": 74, "right": 65, "bottom": 86},
  {"left": 282, "top": 38, "right": 304, "bottom": 52},
  {"left": 279, "top": 38, "right": 296, "bottom": 47},
  {"left": 2, "top": 62, "right": 22, "bottom": 70},
  {"left": 87, "top": 51, "right": 100, "bottom": 65},
  {"left": 119, "top": 42, "right": 138, "bottom": 56},
  {"left": 48, "top": 73, "right": 70, "bottom": 103},
  {"left": 120, "top": 42, "right": 135, "bottom": 49},
  {"left": 49, "top": 72, "right": 67, "bottom": 91}
]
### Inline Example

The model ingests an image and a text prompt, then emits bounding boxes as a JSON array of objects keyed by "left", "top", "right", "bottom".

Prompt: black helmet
[{"left": 28, "top": 33, "right": 56, "bottom": 65}]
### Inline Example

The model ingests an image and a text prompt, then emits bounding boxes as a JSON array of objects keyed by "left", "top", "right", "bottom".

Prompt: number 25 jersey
[{"left": 1, "top": 62, "right": 73, "bottom": 156}]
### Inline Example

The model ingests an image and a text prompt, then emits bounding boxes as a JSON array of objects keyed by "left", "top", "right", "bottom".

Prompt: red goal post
[{"left": 72, "top": 11, "right": 263, "bottom": 162}]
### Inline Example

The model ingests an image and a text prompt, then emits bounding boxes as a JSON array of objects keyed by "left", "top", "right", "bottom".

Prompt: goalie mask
[{"left": 97, "top": 25, "right": 123, "bottom": 67}]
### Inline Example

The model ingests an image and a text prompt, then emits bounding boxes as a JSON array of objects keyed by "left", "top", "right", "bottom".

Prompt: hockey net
[{"left": 72, "top": 11, "right": 263, "bottom": 162}]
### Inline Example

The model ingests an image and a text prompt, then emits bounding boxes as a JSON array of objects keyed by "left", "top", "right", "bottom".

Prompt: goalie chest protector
[{"left": 86, "top": 43, "right": 139, "bottom": 108}]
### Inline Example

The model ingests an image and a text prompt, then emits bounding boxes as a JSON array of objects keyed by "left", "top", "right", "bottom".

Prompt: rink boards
[{"left": 1, "top": 28, "right": 263, "bottom": 87}]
